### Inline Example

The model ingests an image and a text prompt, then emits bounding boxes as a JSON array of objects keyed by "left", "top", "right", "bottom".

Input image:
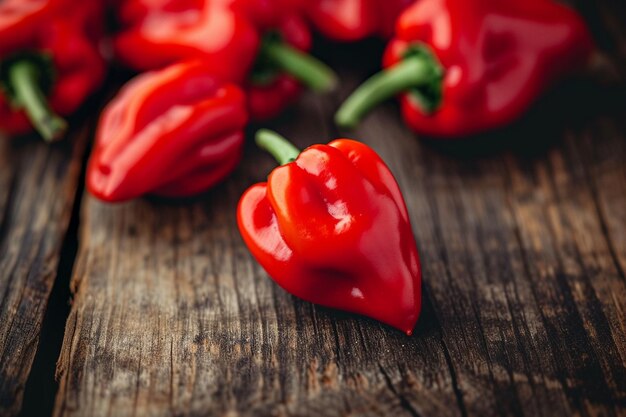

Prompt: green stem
[
  {"left": 335, "top": 55, "right": 439, "bottom": 129},
  {"left": 8, "top": 60, "right": 67, "bottom": 141},
  {"left": 262, "top": 41, "right": 338, "bottom": 93},
  {"left": 255, "top": 129, "right": 300, "bottom": 166}
]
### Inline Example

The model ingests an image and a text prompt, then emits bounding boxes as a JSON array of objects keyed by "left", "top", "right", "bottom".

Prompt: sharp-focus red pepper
[
  {"left": 0, "top": 0, "right": 106, "bottom": 140},
  {"left": 336, "top": 0, "right": 595, "bottom": 137},
  {"left": 114, "top": 0, "right": 337, "bottom": 121},
  {"left": 305, "top": 0, "right": 413, "bottom": 41},
  {"left": 238, "top": 129, "right": 422, "bottom": 334},
  {"left": 87, "top": 61, "right": 248, "bottom": 202}
]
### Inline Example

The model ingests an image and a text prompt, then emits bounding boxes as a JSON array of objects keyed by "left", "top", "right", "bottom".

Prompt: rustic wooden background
[{"left": 1, "top": 2, "right": 626, "bottom": 416}]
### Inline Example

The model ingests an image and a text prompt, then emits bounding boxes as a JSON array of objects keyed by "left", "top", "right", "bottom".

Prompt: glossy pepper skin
[
  {"left": 0, "top": 0, "right": 105, "bottom": 140},
  {"left": 336, "top": 0, "right": 595, "bottom": 137},
  {"left": 87, "top": 61, "right": 248, "bottom": 202},
  {"left": 238, "top": 130, "right": 422, "bottom": 334},
  {"left": 114, "top": 0, "right": 260, "bottom": 82},
  {"left": 306, "top": 0, "right": 413, "bottom": 41}
]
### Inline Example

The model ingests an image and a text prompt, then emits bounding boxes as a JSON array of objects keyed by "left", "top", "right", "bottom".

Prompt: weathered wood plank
[{"left": 0, "top": 132, "right": 86, "bottom": 416}]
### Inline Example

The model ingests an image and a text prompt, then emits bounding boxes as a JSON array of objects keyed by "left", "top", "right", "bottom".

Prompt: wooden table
[{"left": 1, "top": 3, "right": 626, "bottom": 416}]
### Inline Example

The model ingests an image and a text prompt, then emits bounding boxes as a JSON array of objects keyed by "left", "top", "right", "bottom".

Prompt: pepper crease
[{"left": 87, "top": 61, "right": 248, "bottom": 202}]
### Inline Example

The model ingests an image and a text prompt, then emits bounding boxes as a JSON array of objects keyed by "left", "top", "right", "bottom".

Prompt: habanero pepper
[
  {"left": 87, "top": 61, "right": 248, "bottom": 202},
  {"left": 114, "top": 0, "right": 260, "bottom": 82},
  {"left": 114, "top": 0, "right": 337, "bottom": 121},
  {"left": 224, "top": 0, "right": 336, "bottom": 119},
  {"left": 335, "top": 0, "right": 595, "bottom": 137},
  {"left": 238, "top": 129, "right": 422, "bottom": 334},
  {"left": 0, "top": 0, "right": 106, "bottom": 141},
  {"left": 305, "top": 0, "right": 413, "bottom": 41}
]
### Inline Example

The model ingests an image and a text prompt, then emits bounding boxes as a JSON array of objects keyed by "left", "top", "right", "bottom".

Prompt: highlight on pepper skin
[
  {"left": 336, "top": 0, "right": 596, "bottom": 137},
  {"left": 86, "top": 61, "right": 249, "bottom": 202},
  {"left": 238, "top": 130, "right": 422, "bottom": 335}
]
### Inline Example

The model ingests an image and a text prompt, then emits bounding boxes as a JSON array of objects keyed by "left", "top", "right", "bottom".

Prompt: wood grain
[{"left": 0, "top": 133, "right": 86, "bottom": 416}]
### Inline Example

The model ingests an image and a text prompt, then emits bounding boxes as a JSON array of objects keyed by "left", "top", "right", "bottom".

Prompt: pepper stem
[
  {"left": 255, "top": 129, "right": 300, "bottom": 166},
  {"left": 335, "top": 53, "right": 442, "bottom": 129},
  {"left": 8, "top": 59, "right": 67, "bottom": 141},
  {"left": 261, "top": 39, "right": 338, "bottom": 93}
]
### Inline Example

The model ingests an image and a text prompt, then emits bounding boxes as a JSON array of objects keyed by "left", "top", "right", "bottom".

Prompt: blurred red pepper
[
  {"left": 114, "top": 0, "right": 259, "bottom": 82},
  {"left": 224, "top": 0, "right": 325, "bottom": 119},
  {"left": 0, "top": 0, "right": 106, "bottom": 140},
  {"left": 306, "top": 0, "right": 413, "bottom": 41},
  {"left": 221, "top": 0, "right": 305, "bottom": 29},
  {"left": 245, "top": 10, "right": 337, "bottom": 120},
  {"left": 87, "top": 61, "right": 248, "bottom": 202},
  {"left": 115, "top": 0, "right": 336, "bottom": 121},
  {"left": 238, "top": 129, "right": 422, "bottom": 334},
  {"left": 336, "top": 0, "right": 595, "bottom": 137}
]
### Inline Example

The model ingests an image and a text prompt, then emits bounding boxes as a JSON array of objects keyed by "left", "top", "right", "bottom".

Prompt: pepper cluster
[
  {"left": 0, "top": 0, "right": 106, "bottom": 141},
  {"left": 0, "top": 0, "right": 595, "bottom": 334},
  {"left": 93, "top": 0, "right": 339, "bottom": 200}
]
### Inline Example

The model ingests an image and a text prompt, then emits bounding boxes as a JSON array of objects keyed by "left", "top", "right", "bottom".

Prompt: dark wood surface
[
  {"left": 0, "top": 131, "right": 86, "bottom": 416},
  {"left": 2, "top": 2, "right": 626, "bottom": 416}
]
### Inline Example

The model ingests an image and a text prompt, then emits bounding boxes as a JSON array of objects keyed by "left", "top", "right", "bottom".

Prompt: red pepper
[
  {"left": 222, "top": 0, "right": 305, "bottom": 30},
  {"left": 238, "top": 129, "right": 422, "bottom": 334},
  {"left": 245, "top": 11, "right": 338, "bottom": 120},
  {"left": 335, "top": 0, "right": 595, "bottom": 137},
  {"left": 114, "top": 0, "right": 260, "bottom": 82},
  {"left": 87, "top": 61, "right": 248, "bottom": 202},
  {"left": 223, "top": 0, "right": 317, "bottom": 119},
  {"left": 114, "top": 0, "right": 337, "bottom": 121},
  {"left": 0, "top": 0, "right": 106, "bottom": 140},
  {"left": 247, "top": 75, "right": 302, "bottom": 121},
  {"left": 305, "top": 0, "right": 413, "bottom": 41}
]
